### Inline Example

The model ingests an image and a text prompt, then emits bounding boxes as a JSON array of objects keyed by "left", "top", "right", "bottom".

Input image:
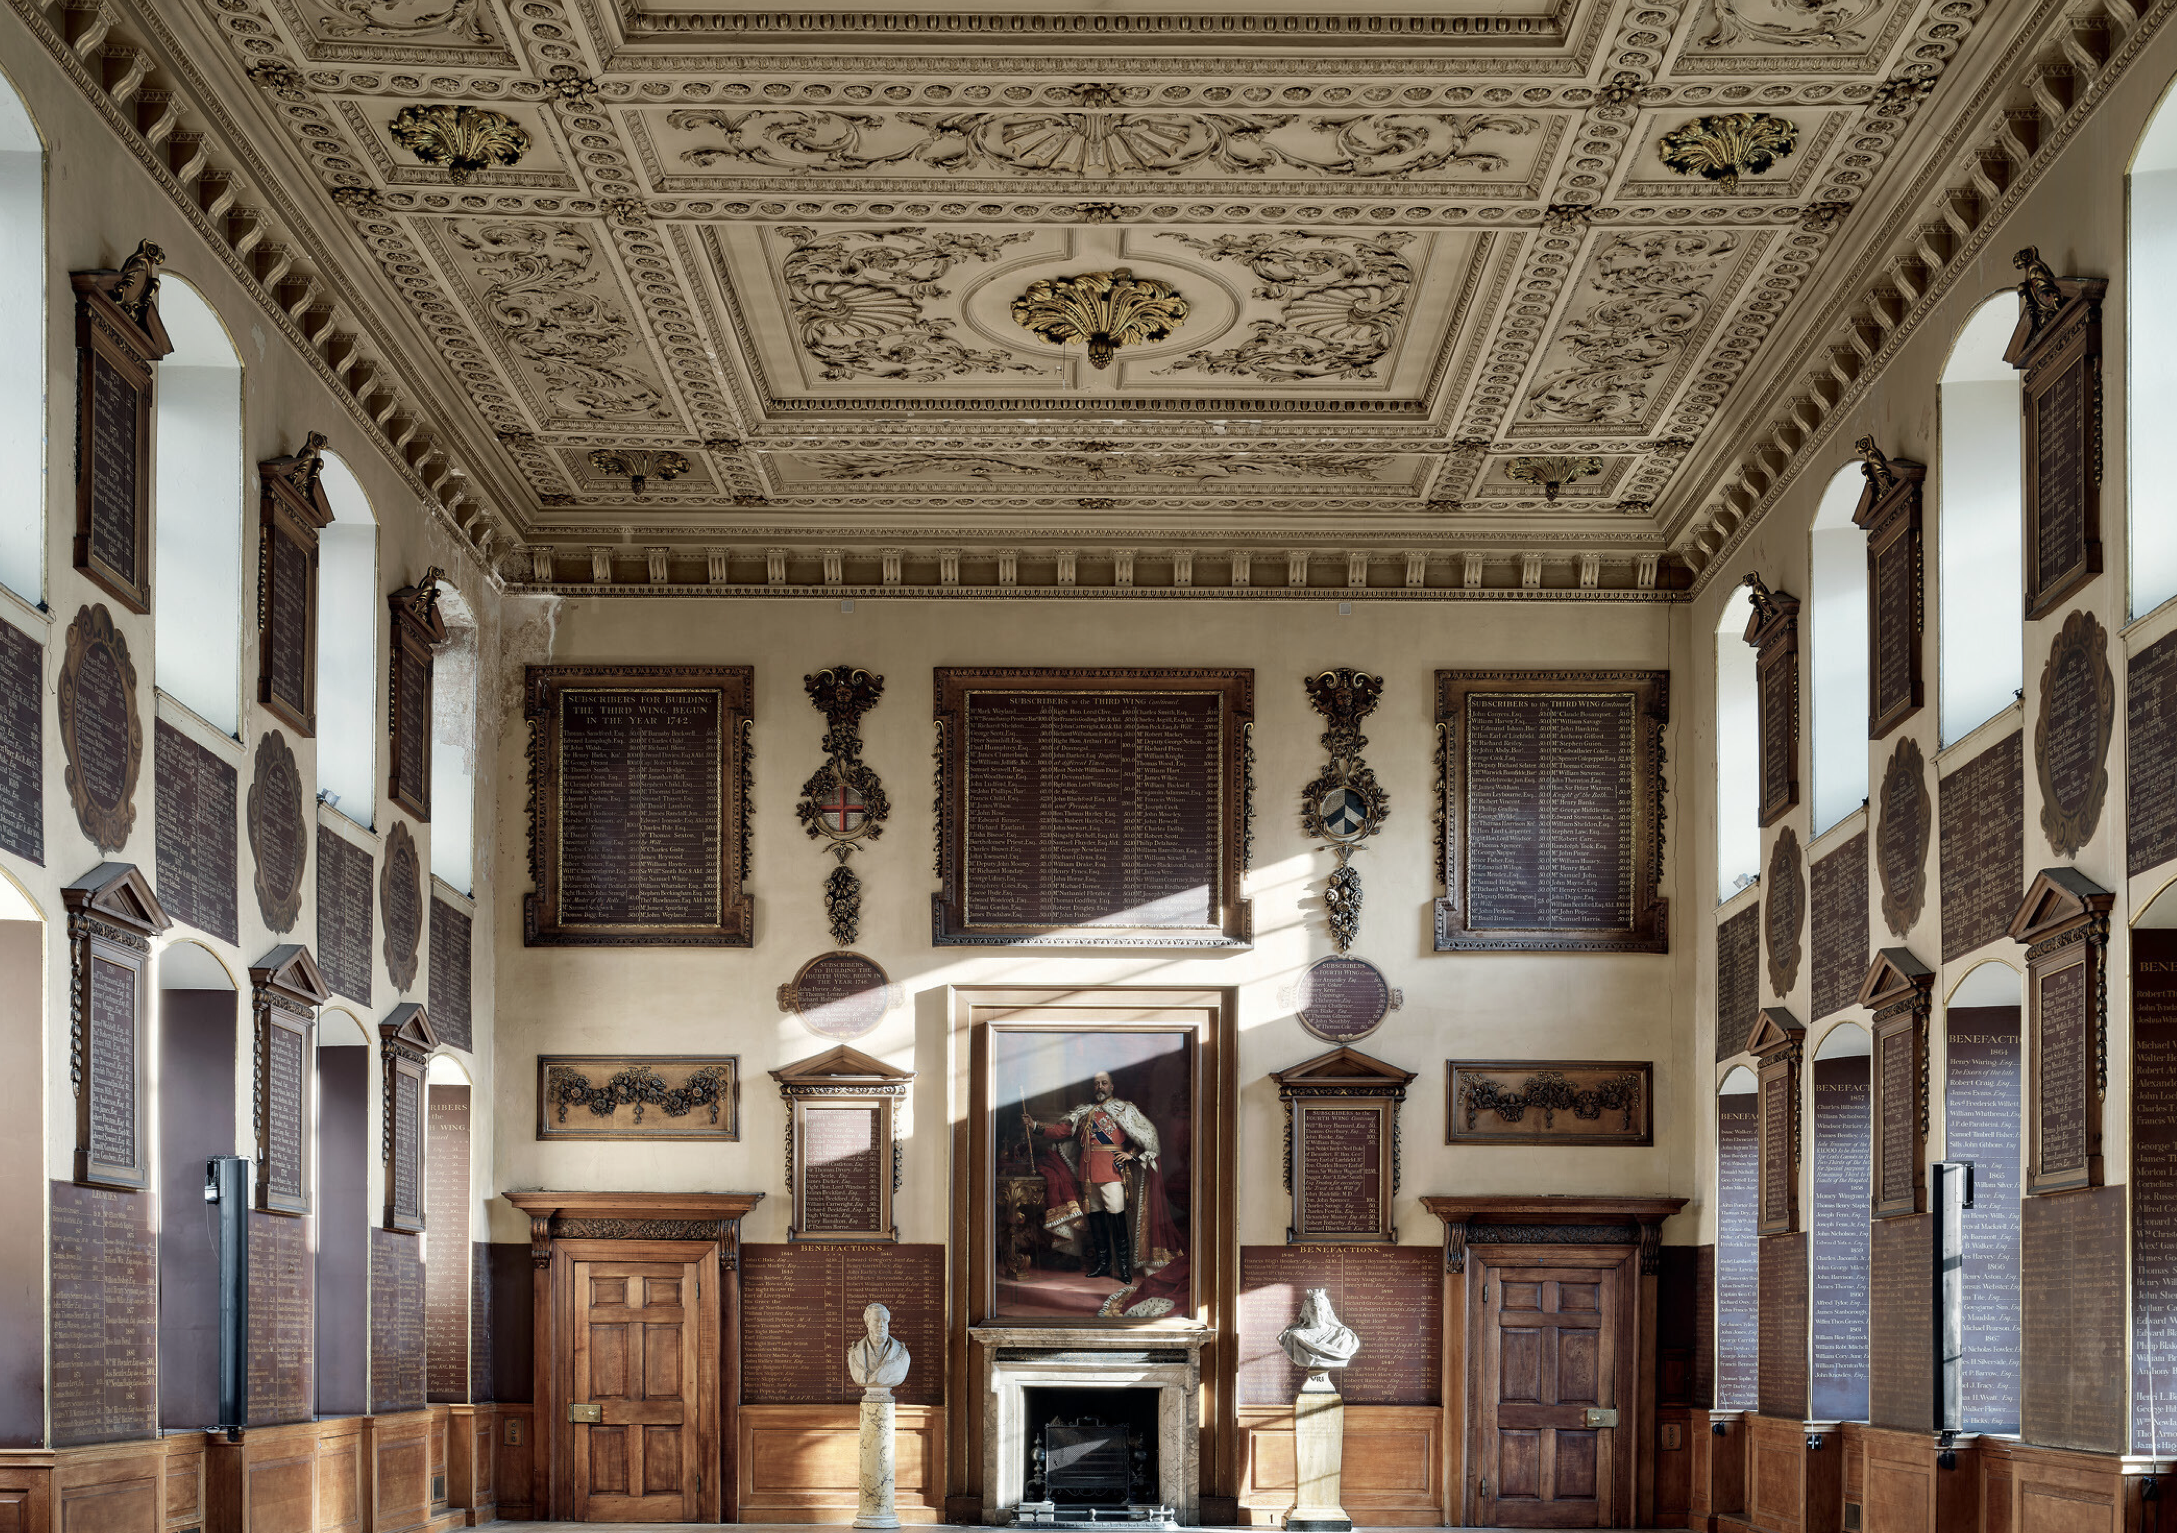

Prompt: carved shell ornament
[
  {"left": 1011, "top": 268, "right": 1190, "bottom": 369},
  {"left": 389, "top": 105, "right": 530, "bottom": 182},
  {"left": 1504, "top": 454, "right": 1602, "bottom": 503},
  {"left": 588, "top": 448, "right": 689, "bottom": 496},
  {"left": 1657, "top": 112, "right": 1799, "bottom": 189}
]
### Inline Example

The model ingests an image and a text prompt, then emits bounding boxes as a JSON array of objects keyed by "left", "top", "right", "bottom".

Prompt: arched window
[
  {"left": 153, "top": 279, "right": 243, "bottom": 734},
  {"left": 1938, "top": 297, "right": 2024, "bottom": 745},
  {"left": 2133, "top": 89, "right": 2177, "bottom": 616},
  {"left": 430, "top": 583, "right": 478, "bottom": 893},
  {"left": 1716, "top": 1069, "right": 1760, "bottom": 1410},
  {"left": 315, "top": 452, "right": 377, "bottom": 823},
  {"left": 0, "top": 76, "right": 42, "bottom": 606},
  {"left": 1809, "top": 1023, "right": 1870, "bottom": 1421},
  {"left": 1944, "top": 961, "right": 2022, "bottom": 1434},
  {"left": 316, "top": 1007, "right": 370, "bottom": 1417},
  {"left": 1809, "top": 464, "right": 1870, "bottom": 832},
  {"left": 1717, "top": 597, "right": 1760, "bottom": 893}
]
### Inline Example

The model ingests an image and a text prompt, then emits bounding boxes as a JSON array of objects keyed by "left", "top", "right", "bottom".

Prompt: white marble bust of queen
[
  {"left": 1277, "top": 1288, "right": 1360, "bottom": 1378},
  {"left": 847, "top": 1301, "right": 912, "bottom": 1390}
]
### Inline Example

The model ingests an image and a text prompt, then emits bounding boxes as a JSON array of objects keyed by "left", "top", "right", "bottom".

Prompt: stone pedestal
[
  {"left": 855, "top": 1384, "right": 900, "bottom": 1530},
  {"left": 1286, "top": 1374, "right": 1350, "bottom": 1532}
]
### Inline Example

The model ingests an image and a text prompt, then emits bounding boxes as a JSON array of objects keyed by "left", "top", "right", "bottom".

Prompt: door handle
[
  {"left": 568, "top": 1403, "right": 602, "bottom": 1424},
  {"left": 1584, "top": 1407, "right": 1619, "bottom": 1428}
]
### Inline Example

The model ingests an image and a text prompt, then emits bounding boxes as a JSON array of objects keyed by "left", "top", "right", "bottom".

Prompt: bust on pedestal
[
  {"left": 1278, "top": 1288, "right": 1360, "bottom": 1532},
  {"left": 848, "top": 1301, "right": 912, "bottom": 1530}
]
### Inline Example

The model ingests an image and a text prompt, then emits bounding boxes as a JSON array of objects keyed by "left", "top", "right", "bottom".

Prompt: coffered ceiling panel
[{"left": 137, "top": 0, "right": 2016, "bottom": 590}]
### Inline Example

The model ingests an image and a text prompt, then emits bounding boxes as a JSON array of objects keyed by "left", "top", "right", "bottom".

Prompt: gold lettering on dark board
[
  {"left": 1238, "top": 1245, "right": 1440, "bottom": 1407},
  {"left": 559, "top": 689, "right": 723, "bottom": 928},
  {"left": 1298, "top": 1108, "right": 1382, "bottom": 1235},
  {"left": 48, "top": 1181, "right": 156, "bottom": 1445},
  {"left": 1464, "top": 693, "right": 1634, "bottom": 931},
  {"left": 802, "top": 1105, "right": 882, "bottom": 1233},
  {"left": 741, "top": 1243, "right": 943, "bottom": 1406}
]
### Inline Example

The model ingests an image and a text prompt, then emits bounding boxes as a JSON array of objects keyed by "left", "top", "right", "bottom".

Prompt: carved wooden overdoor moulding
[
  {"left": 1859, "top": 947, "right": 1932, "bottom": 1218},
  {"left": 1748, "top": 1006, "right": 1803, "bottom": 1236},
  {"left": 2009, "top": 866, "right": 2113, "bottom": 1193}
]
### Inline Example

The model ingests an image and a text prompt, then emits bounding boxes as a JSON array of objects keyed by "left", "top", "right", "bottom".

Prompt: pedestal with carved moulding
[
  {"left": 1860, "top": 948, "right": 1933, "bottom": 1219},
  {"left": 506, "top": 1189, "right": 764, "bottom": 1523},
  {"left": 62, "top": 862, "right": 170, "bottom": 1190},
  {"left": 1423, "top": 1195, "right": 1685, "bottom": 1530},
  {"left": 1272, "top": 1046, "right": 1414, "bottom": 1244},
  {"left": 1749, "top": 1007, "right": 1804, "bottom": 1237},
  {"left": 2009, "top": 867, "right": 2113, "bottom": 1194},
  {"left": 71, "top": 240, "right": 171, "bottom": 613},
  {"left": 773, "top": 1044, "right": 910, "bottom": 1243}
]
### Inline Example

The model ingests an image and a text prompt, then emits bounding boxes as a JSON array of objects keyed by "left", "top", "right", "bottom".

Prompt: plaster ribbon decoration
[
  {"left": 1299, "top": 669, "right": 1389, "bottom": 952},
  {"left": 797, "top": 666, "right": 889, "bottom": 946}
]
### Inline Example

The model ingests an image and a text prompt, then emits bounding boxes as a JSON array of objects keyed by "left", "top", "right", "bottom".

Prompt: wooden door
[
  {"left": 570, "top": 1256, "right": 707, "bottom": 1522},
  {"left": 1476, "top": 1262, "right": 1622, "bottom": 1527}
]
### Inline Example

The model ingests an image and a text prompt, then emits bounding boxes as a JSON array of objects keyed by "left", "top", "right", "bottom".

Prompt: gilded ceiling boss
[{"left": 1022, "top": 1071, "right": 1183, "bottom": 1306}]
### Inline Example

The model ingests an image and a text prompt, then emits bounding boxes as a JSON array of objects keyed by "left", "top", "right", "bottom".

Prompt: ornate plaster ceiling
[{"left": 118, "top": 0, "right": 2023, "bottom": 592}]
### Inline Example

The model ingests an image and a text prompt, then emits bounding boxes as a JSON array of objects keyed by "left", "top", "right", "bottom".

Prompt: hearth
[{"left": 1019, "top": 1385, "right": 1161, "bottom": 1519}]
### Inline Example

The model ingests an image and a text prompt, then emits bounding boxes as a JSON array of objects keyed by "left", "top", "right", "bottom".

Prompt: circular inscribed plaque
[
  {"left": 58, "top": 603, "right": 142, "bottom": 853},
  {"left": 382, "top": 821, "right": 422, "bottom": 993},
  {"left": 1764, "top": 827, "right": 1804, "bottom": 996},
  {"left": 2036, "top": 609, "right": 2115, "bottom": 858},
  {"left": 1292, "top": 954, "right": 1400, "bottom": 1043},
  {"left": 248, "top": 730, "right": 307, "bottom": 933},
  {"left": 779, "top": 950, "right": 895, "bottom": 1040},
  {"left": 1875, "top": 736, "right": 1930, "bottom": 937}
]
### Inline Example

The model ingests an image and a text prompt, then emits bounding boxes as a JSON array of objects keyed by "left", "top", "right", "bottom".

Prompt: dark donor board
[
  {"left": 2134, "top": 931, "right": 2177, "bottom": 1448},
  {"left": 316, "top": 825, "right": 373, "bottom": 1003},
  {"left": 370, "top": 1228, "right": 425, "bottom": 1414},
  {"left": 2021, "top": 1186, "right": 2124, "bottom": 1452},
  {"left": 1940, "top": 732, "right": 2023, "bottom": 962},
  {"left": 247, "top": 1212, "right": 311, "bottom": 1425},
  {"left": 1237, "top": 1245, "right": 1440, "bottom": 1406},
  {"left": 933, "top": 668, "right": 1253, "bottom": 946},
  {"left": 525, "top": 666, "right": 753, "bottom": 946},
  {"left": 741, "top": 1243, "right": 943, "bottom": 1406},
  {"left": 0, "top": 618, "right": 41, "bottom": 864},
  {"left": 1435, "top": 670, "right": 1668, "bottom": 952},
  {"left": 2130, "top": 629, "right": 2177, "bottom": 877},
  {"left": 1715, "top": 905, "right": 1760, "bottom": 1061},
  {"left": 1808, "top": 832, "right": 1867, "bottom": 1022},
  {"left": 48, "top": 1181, "right": 156, "bottom": 1445},
  {"left": 1757, "top": 1232, "right": 1807, "bottom": 1418},
  {"left": 154, "top": 720, "right": 238, "bottom": 943},
  {"left": 429, "top": 897, "right": 472, "bottom": 1051}
]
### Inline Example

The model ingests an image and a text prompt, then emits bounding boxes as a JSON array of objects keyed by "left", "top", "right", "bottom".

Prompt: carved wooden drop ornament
[
  {"left": 1299, "top": 668, "right": 1388, "bottom": 953},
  {"left": 797, "top": 665, "right": 887, "bottom": 947}
]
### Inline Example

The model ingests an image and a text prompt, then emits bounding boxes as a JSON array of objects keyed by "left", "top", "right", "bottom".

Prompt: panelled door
[
  {"left": 1475, "top": 1260, "right": 1624, "bottom": 1528},
  {"left": 569, "top": 1256, "right": 708, "bottom": 1522}
]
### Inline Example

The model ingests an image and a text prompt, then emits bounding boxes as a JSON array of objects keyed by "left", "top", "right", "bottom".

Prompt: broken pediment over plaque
[
  {"left": 777, "top": 950, "right": 905, "bottom": 1042},
  {"left": 1447, "top": 1059, "right": 1653, "bottom": 1148},
  {"left": 1278, "top": 954, "right": 1402, "bottom": 1044},
  {"left": 537, "top": 1054, "right": 741, "bottom": 1143}
]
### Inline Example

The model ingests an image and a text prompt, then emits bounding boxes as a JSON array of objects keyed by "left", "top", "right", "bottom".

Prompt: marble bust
[
  {"left": 847, "top": 1301, "right": 912, "bottom": 1390},
  {"left": 1278, "top": 1288, "right": 1360, "bottom": 1379}
]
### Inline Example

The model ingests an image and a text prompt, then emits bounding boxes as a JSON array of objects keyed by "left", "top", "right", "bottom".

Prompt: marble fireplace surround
[{"left": 973, "top": 1328, "right": 1207, "bottom": 1525}]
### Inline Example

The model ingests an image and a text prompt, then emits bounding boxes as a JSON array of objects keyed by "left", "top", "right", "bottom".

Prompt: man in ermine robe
[{"left": 1022, "top": 1070, "right": 1162, "bottom": 1283}]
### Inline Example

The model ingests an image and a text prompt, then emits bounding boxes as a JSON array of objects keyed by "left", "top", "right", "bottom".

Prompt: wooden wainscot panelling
[
  {"left": 1977, "top": 1437, "right": 2016, "bottom": 1533},
  {"left": 317, "top": 1421, "right": 364, "bottom": 1533},
  {"left": 0, "top": 1439, "right": 181, "bottom": 1533},
  {"left": 1857, "top": 1424, "right": 1978, "bottom": 1533},
  {"left": 197, "top": 1418, "right": 390, "bottom": 1533},
  {"left": 161, "top": 1436, "right": 205, "bottom": 1533},
  {"left": 440, "top": 1406, "right": 496, "bottom": 1525},
  {"left": 364, "top": 1412, "right": 463, "bottom": 1533},
  {"left": 490, "top": 1406, "right": 532, "bottom": 1523},
  {"left": 736, "top": 1404, "right": 945, "bottom": 1523},
  {"left": 1743, "top": 1412, "right": 1841, "bottom": 1533},
  {"left": 1235, "top": 1406, "right": 1441, "bottom": 1527},
  {"left": 1691, "top": 1409, "right": 1750, "bottom": 1527},
  {"left": 1654, "top": 1405, "right": 1694, "bottom": 1527},
  {"left": 1999, "top": 1442, "right": 2167, "bottom": 1533}
]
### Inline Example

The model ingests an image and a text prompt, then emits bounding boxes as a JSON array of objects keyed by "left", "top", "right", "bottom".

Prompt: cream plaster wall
[{"left": 485, "top": 593, "right": 1703, "bottom": 1254}]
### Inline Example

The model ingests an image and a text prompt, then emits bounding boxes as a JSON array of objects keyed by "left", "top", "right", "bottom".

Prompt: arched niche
[
  {"left": 1717, "top": 595, "right": 1760, "bottom": 893},
  {"left": 1809, "top": 1021, "right": 1871, "bottom": 1421},
  {"left": 1943, "top": 957, "right": 2022, "bottom": 1433},
  {"left": 1809, "top": 464, "right": 1870, "bottom": 833},
  {"left": 152, "top": 277, "right": 245, "bottom": 735},
  {"left": 317, "top": 1004, "right": 371, "bottom": 1416},
  {"left": 315, "top": 450, "right": 378, "bottom": 824},
  {"left": 1938, "top": 295, "right": 2026, "bottom": 745},
  {"left": 1716, "top": 1067, "right": 1760, "bottom": 1411},
  {"left": 429, "top": 580, "right": 478, "bottom": 891},
  {"left": 156, "top": 932, "right": 240, "bottom": 1429},
  {"left": 2131, "top": 82, "right": 2177, "bottom": 616},
  {"left": 0, "top": 69, "right": 41, "bottom": 606}
]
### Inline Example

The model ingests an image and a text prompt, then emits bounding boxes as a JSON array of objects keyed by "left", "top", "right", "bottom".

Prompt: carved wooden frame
[
  {"left": 537, "top": 1054, "right": 742, "bottom": 1143},
  {"left": 1446, "top": 1058, "right": 1653, "bottom": 1148},
  {"left": 2004, "top": 260, "right": 2107, "bottom": 620},
  {"left": 1749, "top": 1007, "right": 1803, "bottom": 1236},
  {"left": 58, "top": 604, "right": 143, "bottom": 855},
  {"left": 932, "top": 667, "right": 1254, "bottom": 947},
  {"left": 771, "top": 1044, "right": 911, "bottom": 1243},
  {"left": 1745, "top": 582, "right": 1802, "bottom": 827},
  {"left": 71, "top": 245, "right": 171, "bottom": 614},
  {"left": 1860, "top": 948, "right": 1932, "bottom": 1219},
  {"left": 524, "top": 663, "right": 755, "bottom": 947},
  {"left": 62, "top": 863, "right": 169, "bottom": 1191},
  {"left": 1851, "top": 446, "right": 1926, "bottom": 737},
  {"left": 250, "top": 945, "right": 328, "bottom": 1217},
  {"left": 2010, "top": 867, "right": 2113, "bottom": 1195},
  {"left": 2034, "top": 609, "right": 2114, "bottom": 860},
  {"left": 1432, "top": 668, "right": 1669, "bottom": 953},
  {"left": 380, "top": 1002, "right": 435, "bottom": 1233},
  {"left": 254, "top": 437, "right": 335, "bottom": 737},
  {"left": 387, "top": 576, "right": 446, "bottom": 822},
  {"left": 1273, "top": 1045, "right": 1414, "bottom": 1244}
]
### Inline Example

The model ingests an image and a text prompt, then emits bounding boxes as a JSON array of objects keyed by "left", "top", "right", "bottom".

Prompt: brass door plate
[
  {"left": 568, "top": 1402, "right": 603, "bottom": 1424},
  {"left": 1584, "top": 1407, "right": 1619, "bottom": 1427}
]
